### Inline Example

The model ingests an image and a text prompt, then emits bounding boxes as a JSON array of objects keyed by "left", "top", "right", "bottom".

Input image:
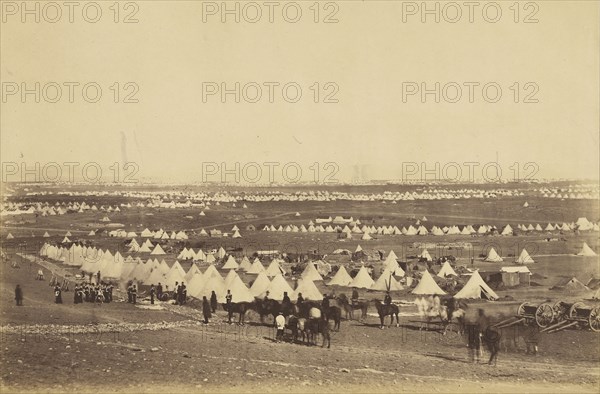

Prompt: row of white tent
[
  {"left": 483, "top": 242, "right": 597, "bottom": 262},
  {"left": 262, "top": 221, "right": 598, "bottom": 236},
  {"left": 39, "top": 240, "right": 507, "bottom": 300}
]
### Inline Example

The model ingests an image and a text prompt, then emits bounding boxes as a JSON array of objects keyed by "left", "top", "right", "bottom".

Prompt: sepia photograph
[{"left": 0, "top": 1, "right": 599, "bottom": 392}]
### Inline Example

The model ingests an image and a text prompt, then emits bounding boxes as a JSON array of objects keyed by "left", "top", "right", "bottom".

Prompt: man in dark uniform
[
  {"left": 106, "top": 283, "right": 114, "bottom": 302},
  {"left": 74, "top": 285, "right": 79, "bottom": 304},
  {"left": 321, "top": 293, "right": 330, "bottom": 320},
  {"left": 54, "top": 285, "right": 62, "bottom": 304},
  {"left": 282, "top": 292, "right": 291, "bottom": 308},
  {"left": 210, "top": 290, "right": 218, "bottom": 313},
  {"left": 150, "top": 284, "right": 156, "bottom": 305},
  {"left": 156, "top": 282, "right": 163, "bottom": 301},
  {"left": 351, "top": 287, "right": 359, "bottom": 306},
  {"left": 296, "top": 292, "right": 304, "bottom": 305},
  {"left": 15, "top": 285, "right": 23, "bottom": 306},
  {"left": 225, "top": 289, "right": 233, "bottom": 323},
  {"left": 384, "top": 291, "right": 392, "bottom": 305},
  {"left": 127, "top": 284, "right": 133, "bottom": 303},
  {"left": 176, "top": 282, "right": 183, "bottom": 305},
  {"left": 321, "top": 294, "right": 330, "bottom": 309},
  {"left": 181, "top": 283, "right": 187, "bottom": 305},
  {"left": 202, "top": 296, "right": 212, "bottom": 324},
  {"left": 131, "top": 285, "right": 137, "bottom": 304}
]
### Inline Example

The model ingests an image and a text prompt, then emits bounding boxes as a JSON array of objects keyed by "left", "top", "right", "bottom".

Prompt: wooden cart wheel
[
  {"left": 517, "top": 302, "right": 529, "bottom": 317},
  {"left": 553, "top": 301, "right": 568, "bottom": 321},
  {"left": 535, "top": 303, "right": 555, "bottom": 328},
  {"left": 589, "top": 306, "right": 600, "bottom": 332},
  {"left": 568, "top": 302, "right": 585, "bottom": 320}
]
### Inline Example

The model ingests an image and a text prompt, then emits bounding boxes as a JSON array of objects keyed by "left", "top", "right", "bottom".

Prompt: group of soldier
[{"left": 73, "top": 282, "right": 114, "bottom": 304}]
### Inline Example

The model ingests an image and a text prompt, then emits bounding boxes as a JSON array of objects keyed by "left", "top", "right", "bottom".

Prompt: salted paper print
[{"left": 1, "top": 1, "right": 599, "bottom": 393}]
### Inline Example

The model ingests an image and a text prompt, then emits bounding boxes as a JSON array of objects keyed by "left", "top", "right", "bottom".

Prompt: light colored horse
[{"left": 417, "top": 296, "right": 466, "bottom": 335}]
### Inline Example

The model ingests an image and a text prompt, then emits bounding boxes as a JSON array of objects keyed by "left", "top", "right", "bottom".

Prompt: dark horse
[
  {"left": 253, "top": 299, "right": 296, "bottom": 323},
  {"left": 336, "top": 294, "right": 368, "bottom": 321},
  {"left": 305, "top": 317, "right": 331, "bottom": 348},
  {"left": 297, "top": 301, "right": 342, "bottom": 331},
  {"left": 374, "top": 300, "right": 400, "bottom": 329},
  {"left": 222, "top": 302, "right": 253, "bottom": 325}
]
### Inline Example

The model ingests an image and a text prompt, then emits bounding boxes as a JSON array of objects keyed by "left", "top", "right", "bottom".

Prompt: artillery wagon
[
  {"left": 493, "top": 302, "right": 556, "bottom": 330},
  {"left": 540, "top": 302, "right": 600, "bottom": 333}
]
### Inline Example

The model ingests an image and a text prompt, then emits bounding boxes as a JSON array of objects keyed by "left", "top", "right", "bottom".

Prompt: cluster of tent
[
  {"left": 1, "top": 201, "right": 125, "bottom": 216},
  {"left": 262, "top": 219, "right": 599, "bottom": 239},
  {"left": 482, "top": 242, "right": 597, "bottom": 262},
  {"left": 538, "top": 185, "right": 599, "bottom": 200}
]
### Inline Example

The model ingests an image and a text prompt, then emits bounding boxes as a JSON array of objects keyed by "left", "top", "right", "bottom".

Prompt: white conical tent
[
  {"left": 454, "top": 271, "right": 498, "bottom": 300},
  {"left": 328, "top": 265, "right": 353, "bottom": 286},
  {"left": 419, "top": 249, "right": 432, "bottom": 262},
  {"left": 577, "top": 242, "right": 597, "bottom": 256},
  {"left": 247, "top": 258, "right": 266, "bottom": 274},
  {"left": 355, "top": 244, "right": 363, "bottom": 253},
  {"left": 265, "top": 259, "right": 284, "bottom": 277},
  {"left": 294, "top": 279, "right": 323, "bottom": 301},
  {"left": 185, "top": 264, "right": 202, "bottom": 282},
  {"left": 222, "top": 255, "right": 239, "bottom": 270},
  {"left": 301, "top": 263, "right": 324, "bottom": 281},
  {"left": 437, "top": 261, "right": 457, "bottom": 278},
  {"left": 224, "top": 269, "right": 238, "bottom": 288},
  {"left": 158, "top": 259, "right": 170, "bottom": 275},
  {"left": 370, "top": 271, "right": 403, "bottom": 291},
  {"left": 6, "top": 233, "right": 14, "bottom": 239},
  {"left": 250, "top": 272, "right": 271, "bottom": 296},
  {"left": 261, "top": 274, "right": 295, "bottom": 300},
  {"left": 221, "top": 274, "right": 255, "bottom": 303},
  {"left": 239, "top": 256, "right": 252, "bottom": 272},
  {"left": 484, "top": 247, "right": 503, "bottom": 262},
  {"left": 515, "top": 249, "right": 535, "bottom": 264},
  {"left": 195, "top": 270, "right": 227, "bottom": 299},
  {"left": 187, "top": 272, "right": 205, "bottom": 296},
  {"left": 217, "top": 247, "right": 226, "bottom": 259},
  {"left": 145, "top": 266, "right": 166, "bottom": 286},
  {"left": 150, "top": 244, "right": 166, "bottom": 255},
  {"left": 349, "top": 265, "right": 374, "bottom": 289},
  {"left": 501, "top": 224, "right": 513, "bottom": 235},
  {"left": 411, "top": 270, "right": 446, "bottom": 295},
  {"left": 165, "top": 261, "right": 186, "bottom": 286}
]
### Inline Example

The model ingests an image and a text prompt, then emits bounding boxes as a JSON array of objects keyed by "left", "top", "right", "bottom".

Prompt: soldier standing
[
  {"left": 150, "top": 284, "right": 156, "bottom": 305},
  {"left": 15, "top": 285, "right": 23, "bottom": 306}
]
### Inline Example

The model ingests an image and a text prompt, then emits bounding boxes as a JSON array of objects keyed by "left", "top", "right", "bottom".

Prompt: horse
[
  {"left": 305, "top": 317, "right": 331, "bottom": 348},
  {"left": 335, "top": 294, "right": 368, "bottom": 321},
  {"left": 252, "top": 299, "right": 297, "bottom": 324},
  {"left": 297, "top": 301, "right": 341, "bottom": 331},
  {"left": 417, "top": 296, "right": 467, "bottom": 335},
  {"left": 222, "top": 302, "right": 253, "bottom": 325},
  {"left": 287, "top": 316, "right": 309, "bottom": 344},
  {"left": 373, "top": 300, "right": 399, "bottom": 328}
]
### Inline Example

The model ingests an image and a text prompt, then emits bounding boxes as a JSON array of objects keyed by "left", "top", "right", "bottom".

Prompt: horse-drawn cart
[
  {"left": 494, "top": 302, "right": 556, "bottom": 329},
  {"left": 540, "top": 302, "right": 600, "bottom": 333}
]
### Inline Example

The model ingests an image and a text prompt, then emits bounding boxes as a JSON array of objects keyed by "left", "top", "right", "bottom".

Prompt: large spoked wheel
[
  {"left": 517, "top": 302, "right": 530, "bottom": 317},
  {"left": 589, "top": 306, "right": 600, "bottom": 332},
  {"left": 569, "top": 302, "right": 585, "bottom": 320},
  {"left": 535, "top": 303, "right": 555, "bottom": 328}
]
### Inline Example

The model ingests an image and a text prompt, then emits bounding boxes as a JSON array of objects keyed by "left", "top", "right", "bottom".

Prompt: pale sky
[{"left": 1, "top": 1, "right": 598, "bottom": 183}]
